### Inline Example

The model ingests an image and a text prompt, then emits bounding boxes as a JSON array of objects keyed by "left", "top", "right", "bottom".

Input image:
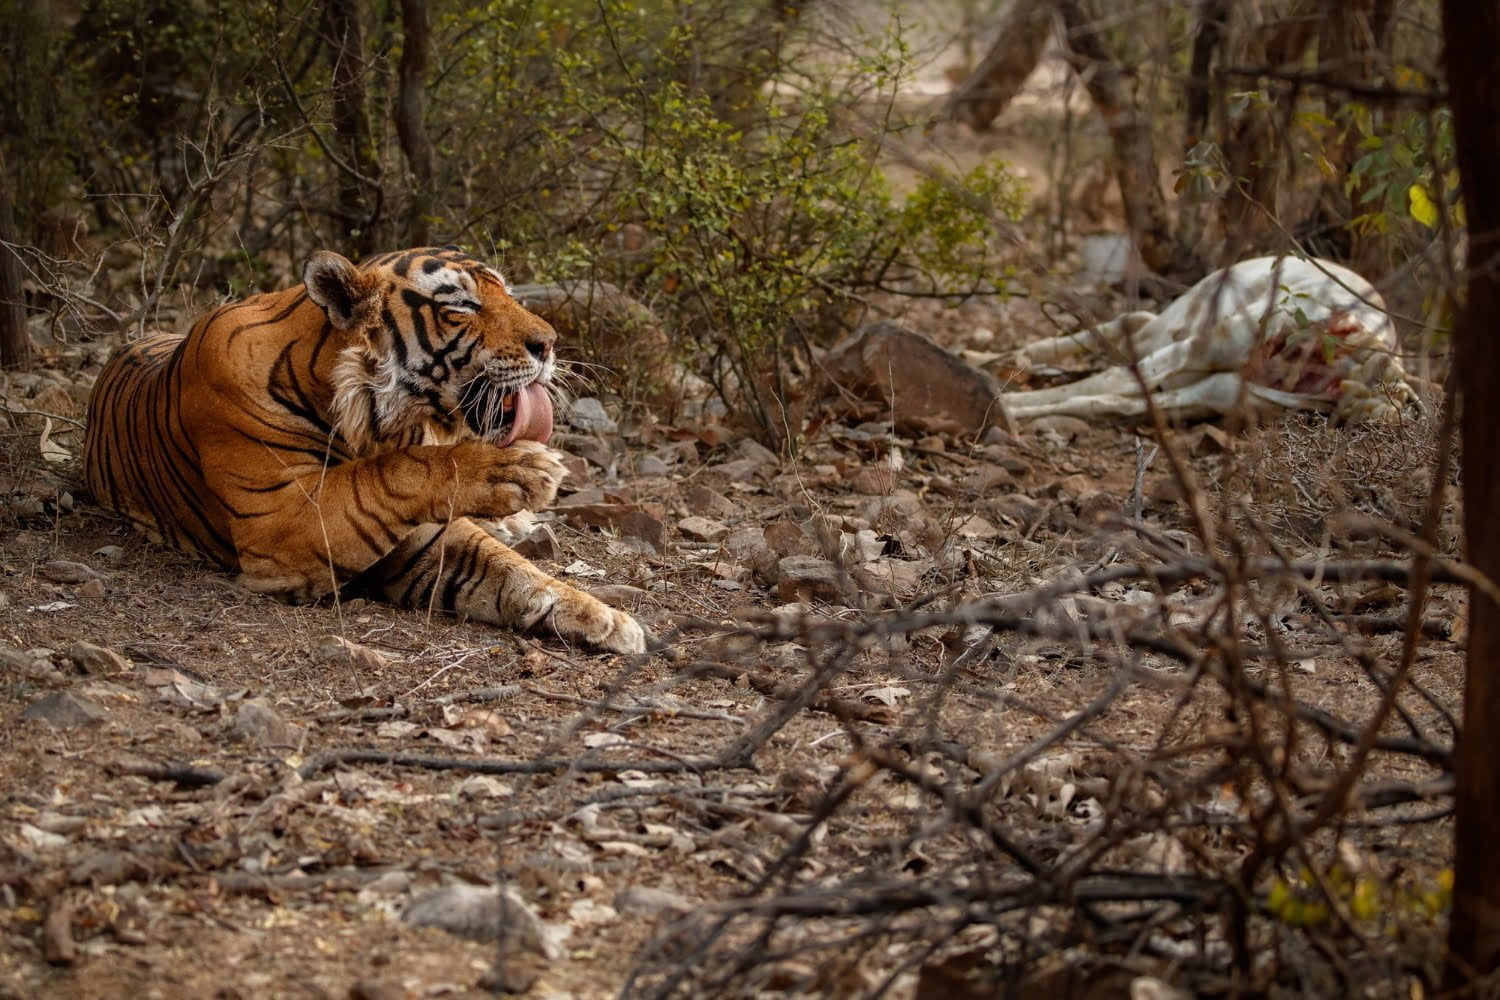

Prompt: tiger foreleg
[
  {"left": 218, "top": 440, "right": 567, "bottom": 601},
  {"left": 362, "top": 519, "right": 647, "bottom": 654}
]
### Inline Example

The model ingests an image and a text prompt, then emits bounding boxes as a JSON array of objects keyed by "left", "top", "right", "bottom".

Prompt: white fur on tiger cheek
[{"left": 331, "top": 347, "right": 411, "bottom": 451}]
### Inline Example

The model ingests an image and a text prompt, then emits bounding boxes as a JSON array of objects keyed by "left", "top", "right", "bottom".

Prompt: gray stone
[
  {"left": 23, "top": 691, "right": 109, "bottom": 728},
  {"left": 67, "top": 641, "right": 130, "bottom": 675},
  {"left": 402, "top": 884, "right": 560, "bottom": 959},
  {"left": 232, "top": 701, "right": 304, "bottom": 750},
  {"left": 684, "top": 485, "right": 738, "bottom": 520},
  {"left": 775, "top": 555, "right": 844, "bottom": 603},
  {"left": 678, "top": 516, "right": 729, "bottom": 542},
  {"left": 823, "top": 321, "right": 1011, "bottom": 436},
  {"left": 566, "top": 397, "right": 618, "bottom": 435},
  {"left": 39, "top": 560, "right": 100, "bottom": 584},
  {"left": 613, "top": 885, "right": 695, "bottom": 916}
]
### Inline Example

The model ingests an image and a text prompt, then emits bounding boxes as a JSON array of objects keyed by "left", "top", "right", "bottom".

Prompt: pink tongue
[{"left": 498, "top": 382, "right": 554, "bottom": 445}]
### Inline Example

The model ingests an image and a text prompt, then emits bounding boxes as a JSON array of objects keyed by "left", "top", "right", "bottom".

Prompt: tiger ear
[{"left": 303, "top": 251, "right": 374, "bottom": 329}]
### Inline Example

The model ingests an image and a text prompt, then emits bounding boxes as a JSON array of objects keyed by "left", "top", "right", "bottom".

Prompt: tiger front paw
[
  {"left": 552, "top": 593, "right": 648, "bottom": 654},
  {"left": 460, "top": 439, "right": 568, "bottom": 517}
]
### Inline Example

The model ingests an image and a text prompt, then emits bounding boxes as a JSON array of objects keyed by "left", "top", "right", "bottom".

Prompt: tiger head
[{"left": 306, "top": 246, "right": 559, "bottom": 452}]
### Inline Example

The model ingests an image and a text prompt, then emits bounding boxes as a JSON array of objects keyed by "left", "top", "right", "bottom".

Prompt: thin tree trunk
[
  {"left": 706, "top": 0, "right": 805, "bottom": 125},
  {"left": 1443, "top": 0, "right": 1500, "bottom": 991},
  {"left": 1218, "top": 0, "right": 1318, "bottom": 249},
  {"left": 1054, "top": 0, "right": 1189, "bottom": 275},
  {"left": 0, "top": 146, "right": 29, "bottom": 371},
  {"left": 322, "top": 0, "right": 380, "bottom": 257},
  {"left": 1185, "top": 0, "right": 1228, "bottom": 141},
  {"left": 396, "top": 0, "right": 434, "bottom": 246},
  {"left": 945, "top": 0, "right": 1052, "bottom": 132}
]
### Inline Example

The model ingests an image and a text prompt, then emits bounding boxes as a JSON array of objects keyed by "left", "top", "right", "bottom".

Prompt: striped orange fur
[{"left": 84, "top": 246, "right": 645, "bottom": 653}]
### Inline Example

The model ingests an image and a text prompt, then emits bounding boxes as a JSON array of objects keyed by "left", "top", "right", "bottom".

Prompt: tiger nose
[{"left": 525, "top": 320, "right": 556, "bottom": 361}]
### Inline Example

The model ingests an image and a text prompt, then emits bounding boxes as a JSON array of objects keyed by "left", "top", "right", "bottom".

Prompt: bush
[{"left": 423, "top": 0, "right": 1026, "bottom": 442}]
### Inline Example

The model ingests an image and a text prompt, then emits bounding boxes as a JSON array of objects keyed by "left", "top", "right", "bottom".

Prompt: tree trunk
[
  {"left": 1443, "top": 0, "right": 1500, "bottom": 992},
  {"left": 704, "top": 0, "right": 805, "bottom": 125},
  {"left": 1184, "top": 0, "right": 1228, "bottom": 141},
  {"left": 1218, "top": 0, "right": 1318, "bottom": 250},
  {"left": 945, "top": 0, "right": 1052, "bottom": 132},
  {"left": 0, "top": 146, "right": 29, "bottom": 371},
  {"left": 395, "top": 0, "right": 435, "bottom": 246},
  {"left": 1054, "top": 0, "right": 1189, "bottom": 275},
  {"left": 321, "top": 0, "right": 380, "bottom": 257}
]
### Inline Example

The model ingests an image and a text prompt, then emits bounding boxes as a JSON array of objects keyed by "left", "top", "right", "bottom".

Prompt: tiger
[{"left": 83, "top": 246, "right": 647, "bottom": 654}]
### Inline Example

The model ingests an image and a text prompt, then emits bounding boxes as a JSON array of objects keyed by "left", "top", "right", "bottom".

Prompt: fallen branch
[
  {"left": 110, "top": 758, "right": 228, "bottom": 788},
  {"left": 297, "top": 747, "right": 731, "bottom": 781}
]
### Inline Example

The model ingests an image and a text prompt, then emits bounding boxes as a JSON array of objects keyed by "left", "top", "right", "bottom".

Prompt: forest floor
[
  {"left": 0, "top": 41, "right": 1466, "bottom": 1000},
  {"left": 0, "top": 281, "right": 1463, "bottom": 997}
]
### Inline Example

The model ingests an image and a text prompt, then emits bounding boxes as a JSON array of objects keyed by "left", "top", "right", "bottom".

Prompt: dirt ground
[
  {"left": 0, "top": 286, "right": 1464, "bottom": 997},
  {"left": 0, "top": 27, "right": 1467, "bottom": 999}
]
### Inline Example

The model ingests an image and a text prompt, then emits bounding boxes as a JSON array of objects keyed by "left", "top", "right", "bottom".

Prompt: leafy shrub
[{"left": 423, "top": 0, "right": 1025, "bottom": 442}]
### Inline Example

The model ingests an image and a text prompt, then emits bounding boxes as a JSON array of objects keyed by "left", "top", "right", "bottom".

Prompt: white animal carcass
[{"left": 1003, "top": 256, "right": 1417, "bottom": 423}]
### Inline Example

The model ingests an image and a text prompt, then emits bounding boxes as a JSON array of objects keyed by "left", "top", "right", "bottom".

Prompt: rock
[
  {"left": 91, "top": 545, "right": 126, "bottom": 564},
  {"left": 954, "top": 515, "right": 1000, "bottom": 540},
  {"left": 776, "top": 555, "right": 844, "bottom": 603},
  {"left": 678, "top": 516, "right": 729, "bottom": 542},
  {"left": 855, "top": 559, "right": 930, "bottom": 598},
  {"left": 557, "top": 453, "right": 592, "bottom": 488},
  {"left": 552, "top": 431, "right": 616, "bottom": 471},
  {"left": 401, "top": 884, "right": 562, "bottom": 959},
  {"left": 232, "top": 701, "right": 304, "bottom": 750},
  {"left": 963, "top": 464, "right": 1017, "bottom": 493},
  {"left": 1028, "top": 414, "right": 1092, "bottom": 445},
  {"left": 685, "top": 485, "right": 738, "bottom": 520},
  {"left": 692, "top": 425, "right": 731, "bottom": 448},
  {"left": 23, "top": 691, "right": 109, "bottom": 728},
  {"left": 313, "top": 636, "right": 395, "bottom": 672},
  {"left": 847, "top": 529, "right": 886, "bottom": 563},
  {"left": 613, "top": 885, "right": 695, "bottom": 917},
  {"left": 1076, "top": 490, "right": 1118, "bottom": 524},
  {"left": 560, "top": 503, "right": 668, "bottom": 555},
  {"left": 39, "top": 560, "right": 100, "bottom": 584},
  {"left": 655, "top": 441, "right": 700, "bottom": 465},
  {"left": 734, "top": 439, "right": 780, "bottom": 468},
  {"left": 696, "top": 559, "right": 749, "bottom": 583},
  {"left": 764, "top": 519, "right": 811, "bottom": 557},
  {"left": 0, "top": 643, "right": 62, "bottom": 682},
  {"left": 859, "top": 489, "right": 926, "bottom": 527},
  {"left": 66, "top": 641, "right": 130, "bottom": 675},
  {"left": 631, "top": 454, "right": 671, "bottom": 478},
  {"left": 992, "top": 495, "right": 1043, "bottom": 530},
  {"left": 723, "top": 527, "right": 769, "bottom": 560},
  {"left": 510, "top": 523, "right": 562, "bottom": 561},
  {"left": 847, "top": 466, "right": 895, "bottom": 495},
  {"left": 77, "top": 578, "right": 107, "bottom": 599},
  {"left": 822, "top": 321, "right": 1011, "bottom": 436},
  {"left": 565, "top": 397, "right": 618, "bottom": 435},
  {"left": 707, "top": 457, "right": 770, "bottom": 483},
  {"left": 721, "top": 528, "right": 779, "bottom": 584},
  {"left": 1050, "top": 474, "right": 1094, "bottom": 499}
]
